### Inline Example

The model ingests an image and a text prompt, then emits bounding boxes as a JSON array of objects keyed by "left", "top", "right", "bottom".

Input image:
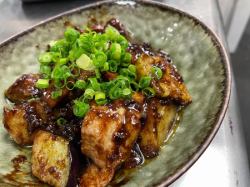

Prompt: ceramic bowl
[{"left": 0, "top": 1, "right": 231, "bottom": 186}]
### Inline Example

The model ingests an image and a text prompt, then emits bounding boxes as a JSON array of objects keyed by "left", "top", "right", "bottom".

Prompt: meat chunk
[
  {"left": 41, "top": 87, "right": 69, "bottom": 108},
  {"left": 139, "top": 99, "right": 177, "bottom": 158},
  {"left": 135, "top": 53, "right": 192, "bottom": 105},
  {"left": 5, "top": 74, "right": 41, "bottom": 103},
  {"left": 81, "top": 100, "right": 141, "bottom": 169},
  {"left": 31, "top": 130, "right": 70, "bottom": 187},
  {"left": 80, "top": 164, "right": 114, "bottom": 187},
  {"left": 3, "top": 105, "right": 33, "bottom": 145}
]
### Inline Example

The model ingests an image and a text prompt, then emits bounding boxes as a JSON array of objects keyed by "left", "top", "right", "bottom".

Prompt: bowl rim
[{"left": 0, "top": 0, "right": 231, "bottom": 186}]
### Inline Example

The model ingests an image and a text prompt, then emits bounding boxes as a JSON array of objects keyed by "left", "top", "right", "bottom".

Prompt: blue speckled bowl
[{"left": 0, "top": 1, "right": 231, "bottom": 186}]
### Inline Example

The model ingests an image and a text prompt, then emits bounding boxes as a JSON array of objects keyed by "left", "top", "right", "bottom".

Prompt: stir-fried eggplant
[
  {"left": 32, "top": 130, "right": 71, "bottom": 187},
  {"left": 135, "top": 53, "right": 191, "bottom": 105},
  {"left": 139, "top": 99, "right": 177, "bottom": 158},
  {"left": 5, "top": 74, "right": 41, "bottom": 103},
  {"left": 2, "top": 18, "right": 192, "bottom": 187},
  {"left": 3, "top": 105, "right": 33, "bottom": 145}
]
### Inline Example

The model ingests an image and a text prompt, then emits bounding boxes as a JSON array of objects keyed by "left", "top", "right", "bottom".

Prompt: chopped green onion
[
  {"left": 66, "top": 81, "right": 75, "bottom": 90},
  {"left": 76, "top": 54, "right": 95, "bottom": 71},
  {"left": 64, "top": 27, "right": 80, "bottom": 43},
  {"left": 56, "top": 117, "right": 67, "bottom": 126},
  {"left": 35, "top": 79, "right": 49, "bottom": 89},
  {"left": 139, "top": 76, "right": 152, "bottom": 89},
  {"left": 88, "top": 77, "right": 101, "bottom": 91},
  {"left": 130, "top": 81, "right": 139, "bottom": 91},
  {"left": 38, "top": 52, "right": 52, "bottom": 65},
  {"left": 84, "top": 88, "right": 95, "bottom": 100},
  {"left": 122, "top": 88, "right": 131, "bottom": 96},
  {"left": 93, "top": 51, "right": 107, "bottom": 68},
  {"left": 73, "top": 100, "right": 90, "bottom": 117},
  {"left": 109, "top": 60, "right": 118, "bottom": 72},
  {"left": 58, "top": 58, "right": 68, "bottom": 66},
  {"left": 121, "top": 52, "right": 132, "bottom": 65},
  {"left": 102, "top": 62, "right": 109, "bottom": 71},
  {"left": 51, "top": 89, "right": 62, "bottom": 99},
  {"left": 117, "top": 35, "right": 129, "bottom": 48},
  {"left": 75, "top": 80, "right": 87, "bottom": 89},
  {"left": 142, "top": 87, "right": 155, "bottom": 97},
  {"left": 95, "top": 91, "right": 107, "bottom": 105},
  {"left": 152, "top": 66, "right": 163, "bottom": 79},
  {"left": 110, "top": 43, "right": 121, "bottom": 61},
  {"left": 40, "top": 65, "right": 51, "bottom": 79},
  {"left": 105, "top": 25, "right": 120, "bottom": 41},
  {"left": 50, "top": 39, "right": 69, "bottom": 57},
  {"left": 109, "top": 87, "right": 122, "bottom": 100}
]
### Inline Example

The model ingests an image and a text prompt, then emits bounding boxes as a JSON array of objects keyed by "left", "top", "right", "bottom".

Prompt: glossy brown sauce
[
  {"left": 2, "top": 18, "right": 189, "bottom": 187},
  {"left": 110, "top": 107, "right": 183, "bottom": 186}
]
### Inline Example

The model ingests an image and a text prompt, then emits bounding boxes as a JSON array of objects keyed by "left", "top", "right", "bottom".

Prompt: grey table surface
[{"left": 0, "top": 0, "right": 250, "bottom": 186}]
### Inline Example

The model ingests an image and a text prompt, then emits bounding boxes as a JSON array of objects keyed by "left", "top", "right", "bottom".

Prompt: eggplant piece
[
  {"left": 80, "top": 164, "right": 114, "bottom": 187},
  {"left": 81, "top": 100, "right": 141, "bottom": 169},
  {"left": 3, "top": 105, "right": 33, "bottom": 145},
  {"left": 31, "top": 130, "right": 71, "bottom": 187},
  {"left": 138, "top": 99, "right": 177, "bottom": 158},
  {"left": 156, "top": 103, "right": 177, "bottom": 145},
  {"left": 123, "top": 143, "right": 144, "bottom": 169},
  {"left": 5, "top": 74, "right": 41, "bottom": 104},
  {"left": 135, "top": 53, "right": 192, "bottom": 105}
]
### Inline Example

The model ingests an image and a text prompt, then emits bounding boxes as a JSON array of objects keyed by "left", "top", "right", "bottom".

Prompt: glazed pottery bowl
[{"left": 0, "top": 1, "right": 231, "bottom": 186}]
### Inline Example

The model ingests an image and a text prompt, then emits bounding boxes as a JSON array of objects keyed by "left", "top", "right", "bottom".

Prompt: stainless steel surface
[{"left": 0, "top": 0, "right": 249, "bottom": 186}]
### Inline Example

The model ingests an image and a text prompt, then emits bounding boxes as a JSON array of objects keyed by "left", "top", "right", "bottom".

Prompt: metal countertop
[{"left": 0, "top": 0, "right": 249, "bottom": 186}]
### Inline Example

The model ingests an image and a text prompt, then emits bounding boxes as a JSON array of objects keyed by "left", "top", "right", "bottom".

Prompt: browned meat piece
[
  {"left": 3, "top": 105, "right": 33, "bottom": 145},
  {"left": 5, "top": 74, "right": 41, "bottom": 103},
  {"left": 80, "top": 164, "right": 114, "bottom": 187},
  {"left": 32, "top": 130, "right": 71, "bottom": 187},
  {"left": 81, "top": 100, "right": 141, "bottom": 169},
  {"left": 135, "top": 53, "right": 192, "bottom": 105},
  {"left": 41, "top": 87, "right": 69, "bottom": 109},
  {"left": 138, "top": 99, "right": 177, "bottom": 158}
]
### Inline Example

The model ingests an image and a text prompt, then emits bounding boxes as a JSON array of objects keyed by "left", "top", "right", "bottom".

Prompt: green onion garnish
[
  {"left": 36, "top": 22, "right": 159, "bottom": 117},
  {"left": 139, "top": 76, "right": 152, "bottom": 89},
  {"left": 64, "top": 27, "right": 80, "bottom": 43},
  {"left": 56, "top": 117, "right": 67, "bottom": 126},
  {"left": 51, "top": 89, "right": 62, "bottom": 99},
  {"left": 38, "top": 52, "right": 52, "bottom": 65},
  {"left": 143, "top": 87, "right": 156, "bottom": 97},
  {"left": 152, "top": 66, "right": 163, "bottom": 79},
  {"left": 110, "top": 43, "right": 121, "bottom": 61},
  {"left": 73, "top": 100, "right": 90, "bottom": 117},
  {"left": 84, "top": 88, "right": 95, "bottom": 100},
  {"left": 35, "top": 79, "right": 49, "bottom": 89},
  {"left": 95, "top": 91, "right": 107, "bottom": 105},
  {"left": 76, "top": 54, "right": 95, "bottom": 71},
  {"left": 75, "top": 80, "right": 87, "bottom": 89}
]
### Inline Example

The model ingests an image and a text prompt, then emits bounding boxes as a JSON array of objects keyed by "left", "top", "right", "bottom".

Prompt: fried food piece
[
  {"left": 80, "top": 164, "right": 114, "bottom": 187},
  {"left": 3, "top": 105, "right": 33, "bottom": 145},
  {"left": 32, "top": 130, "right": 70, "bottom": 187},
  {"left": 41, "top": 87, "right": 69, "bottom": 109},
  {"left": 81, "top": 100, "right": 141, "bottom": 169},
  {"left": 139, "top": 99, "right": 177, "bottom": 158},
  {"left": 5, "top": 74, "right": 41, "bottom": 103},
  {"left": 135, "top": 53, "right": 191, "bottom": 105}
]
